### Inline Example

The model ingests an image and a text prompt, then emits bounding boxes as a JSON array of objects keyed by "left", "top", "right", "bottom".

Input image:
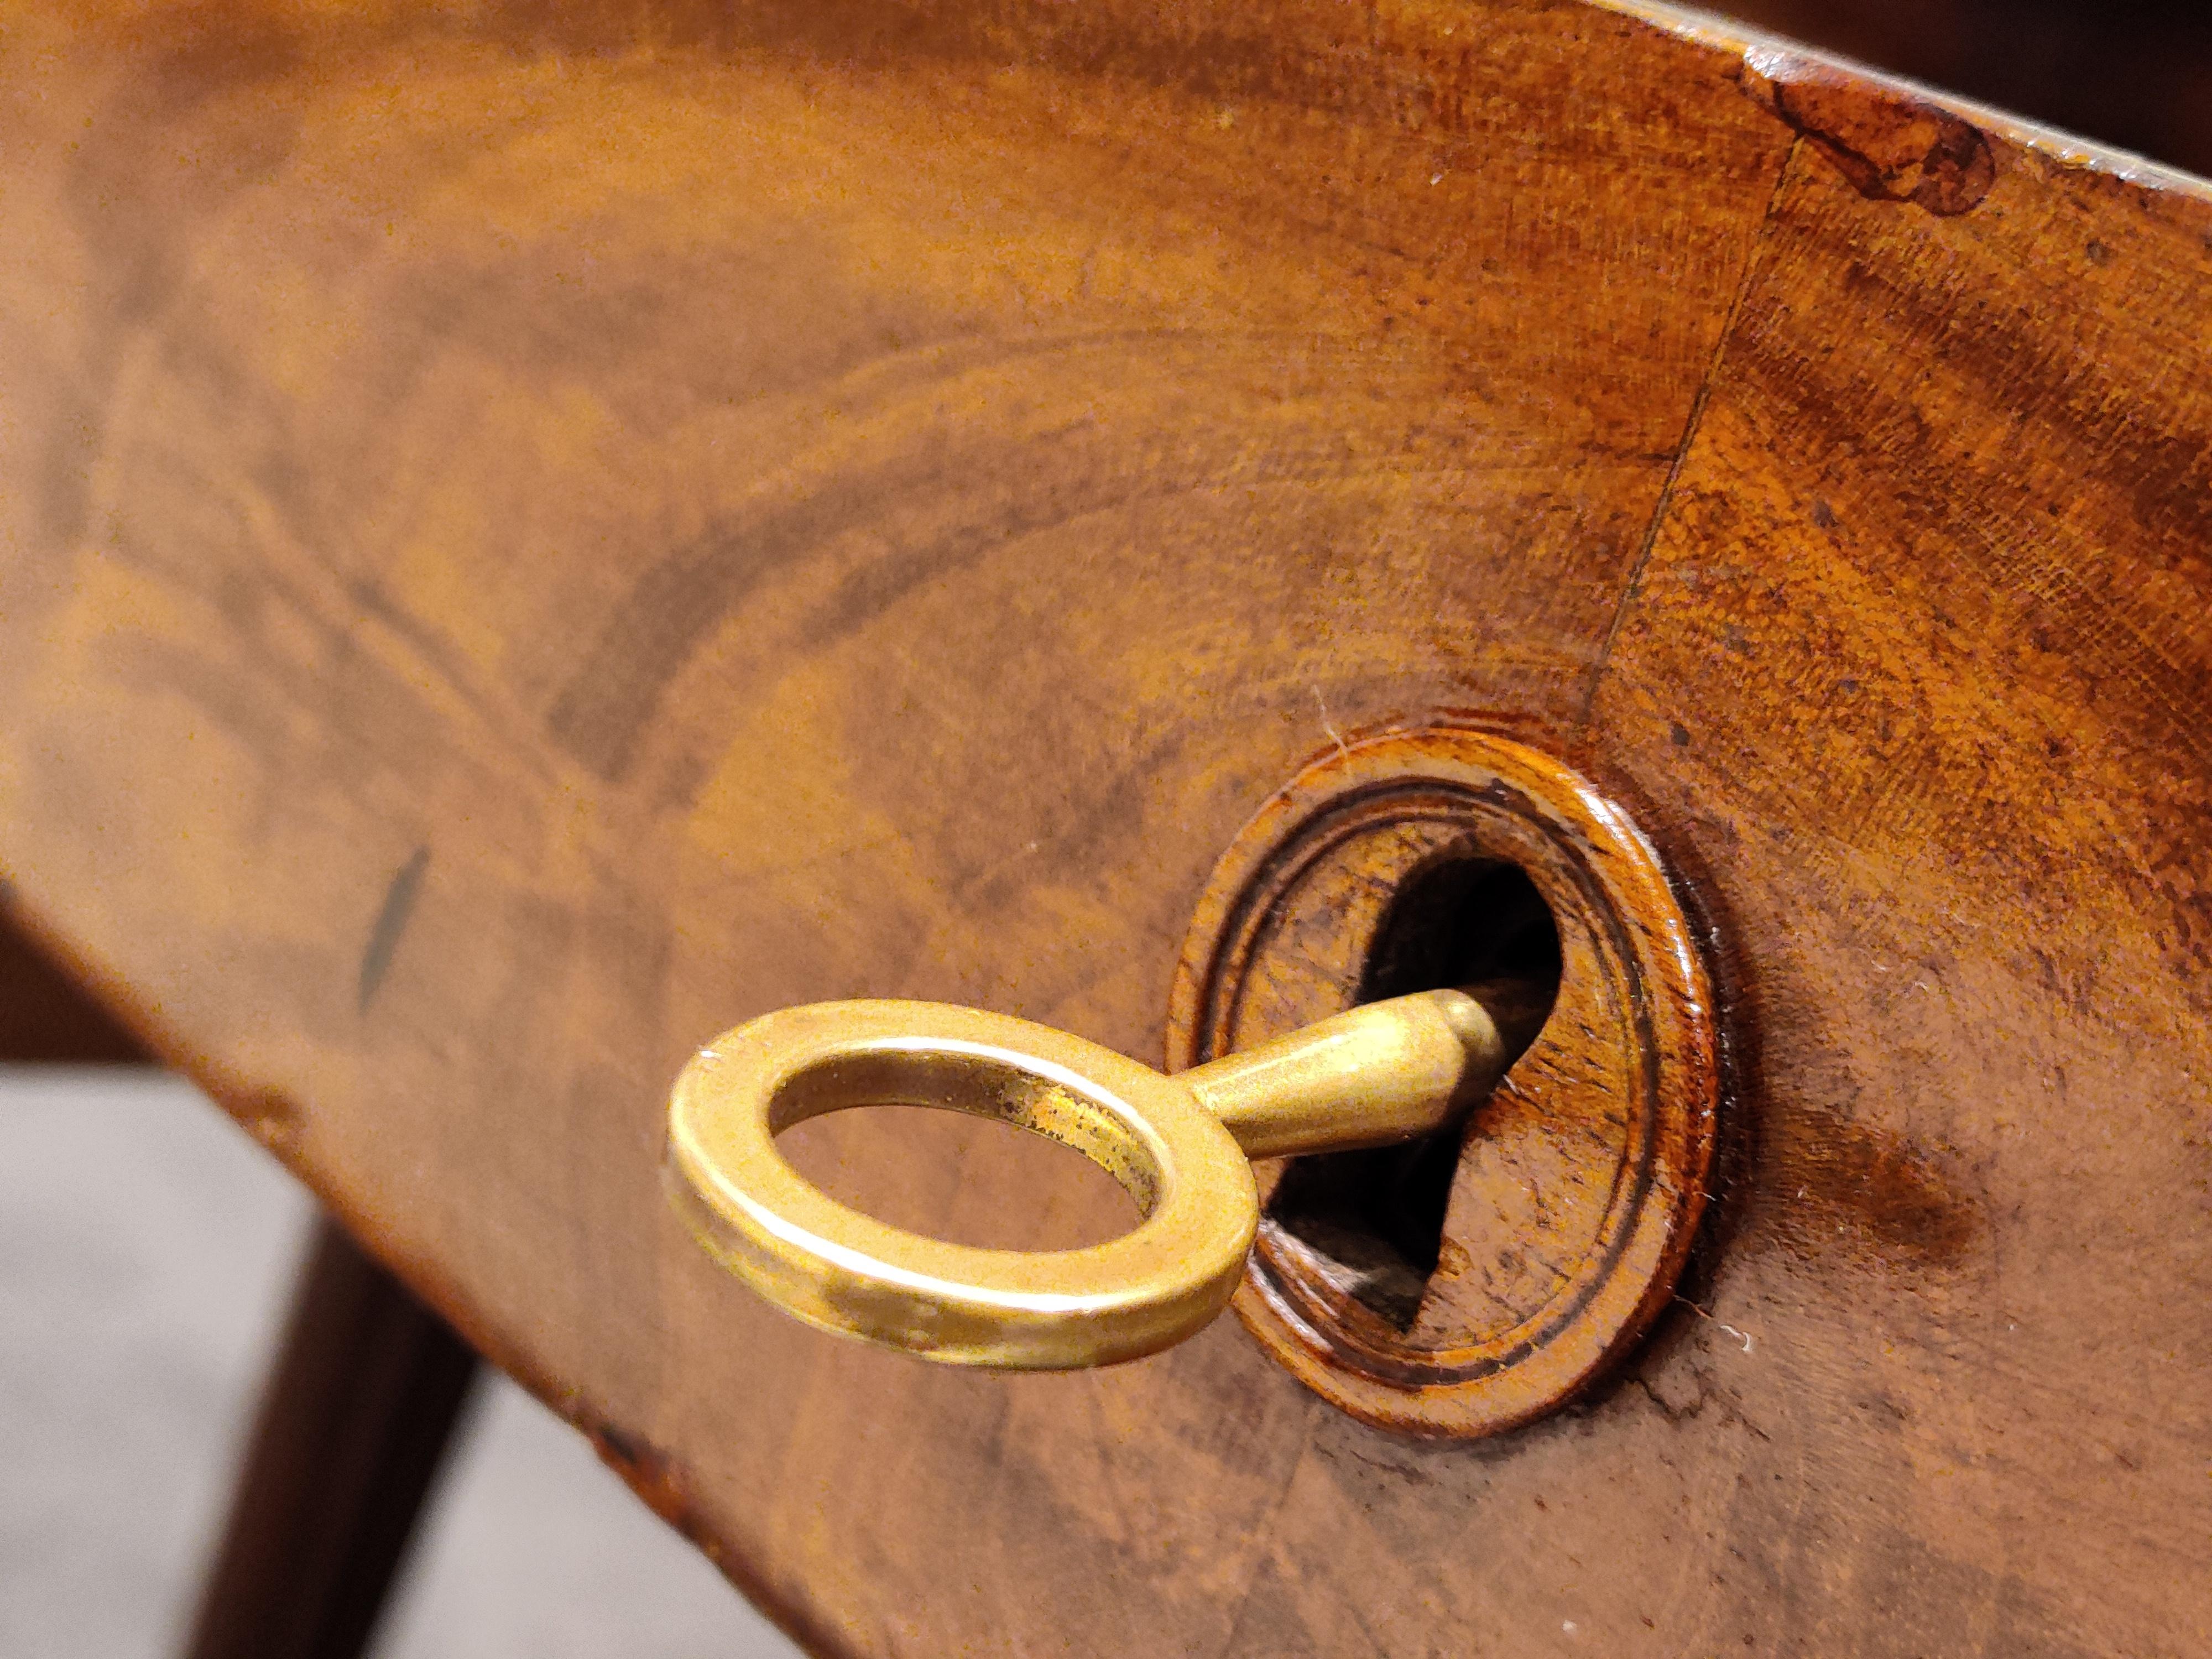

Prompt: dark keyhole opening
[{"left": 1262, "top": 857, "right": 1562, "bottom": 1331}]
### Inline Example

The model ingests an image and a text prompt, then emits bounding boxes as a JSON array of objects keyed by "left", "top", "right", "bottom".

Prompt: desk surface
[{"left": 2, "top": 3, "right": 2208, "bottom": 1653}]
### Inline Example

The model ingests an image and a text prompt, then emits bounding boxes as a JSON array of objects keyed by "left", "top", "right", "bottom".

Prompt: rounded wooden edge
[{"left": 1167, "top": 726, "right": 1720, "bottom": 1436}]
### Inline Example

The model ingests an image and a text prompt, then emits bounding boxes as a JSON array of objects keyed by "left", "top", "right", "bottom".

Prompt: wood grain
[{"left": 0, "top": 2, "right": 2206, "bottom": 1653}]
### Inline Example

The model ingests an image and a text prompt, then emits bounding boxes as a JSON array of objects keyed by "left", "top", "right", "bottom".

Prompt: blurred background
[
  {"left": 1, "top": 927, "right": 800, "bottom": 1658},
  {"left": 4, "top": 3, "right": 2205, "bottom": 1656}
]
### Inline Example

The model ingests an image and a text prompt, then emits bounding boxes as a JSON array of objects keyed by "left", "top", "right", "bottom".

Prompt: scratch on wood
[
  {"left": 1577, "top": 136, "right": 1804, "bottom": 729},
  {"left": 358, "top": 846, "right": 430, "bottom": 1014},
  {"left": 1674, "top": 1293, "right": 1754, "bottom": 1353},
  {"left": 1312, "top": 684, "right": 1351, "bottom": 761}
]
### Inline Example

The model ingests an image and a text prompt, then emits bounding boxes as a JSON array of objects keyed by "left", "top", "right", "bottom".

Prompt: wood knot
[{"left": 1743, "top": 49, "right": 1996, "bottom": 216}]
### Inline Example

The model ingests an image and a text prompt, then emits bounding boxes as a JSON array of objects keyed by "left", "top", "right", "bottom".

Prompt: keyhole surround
[{"left": 1167, "top": 726, "right": 1721, "bottom": 1437}]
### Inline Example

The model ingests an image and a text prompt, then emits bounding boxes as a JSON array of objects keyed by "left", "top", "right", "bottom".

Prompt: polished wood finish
[
  {"left": 1, "top": 2, "right": 2207, "bottom": 1653},
  {"left": 183, "top": 1217, "right": 480, "bottom": 1659}
]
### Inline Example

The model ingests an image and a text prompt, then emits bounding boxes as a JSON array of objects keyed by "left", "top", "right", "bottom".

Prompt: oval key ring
[{"left": 666, "top": 988, "right": 1538, "bottom": 1369}]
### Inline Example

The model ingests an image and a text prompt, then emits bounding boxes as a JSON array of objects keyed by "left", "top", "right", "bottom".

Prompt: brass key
[{"left": 665, "top": 984, "right": 1544, "bottom": 1369}]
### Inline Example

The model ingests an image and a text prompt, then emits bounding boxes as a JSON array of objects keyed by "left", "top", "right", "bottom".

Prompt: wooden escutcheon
[{"left": 1168, "top": 727, "right": 1720, "bottom": 1437}]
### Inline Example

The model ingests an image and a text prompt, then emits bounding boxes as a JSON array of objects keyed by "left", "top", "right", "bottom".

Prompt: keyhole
[{"left": 1262, "top": 856, "right": 1562, "bottom": 1329}]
